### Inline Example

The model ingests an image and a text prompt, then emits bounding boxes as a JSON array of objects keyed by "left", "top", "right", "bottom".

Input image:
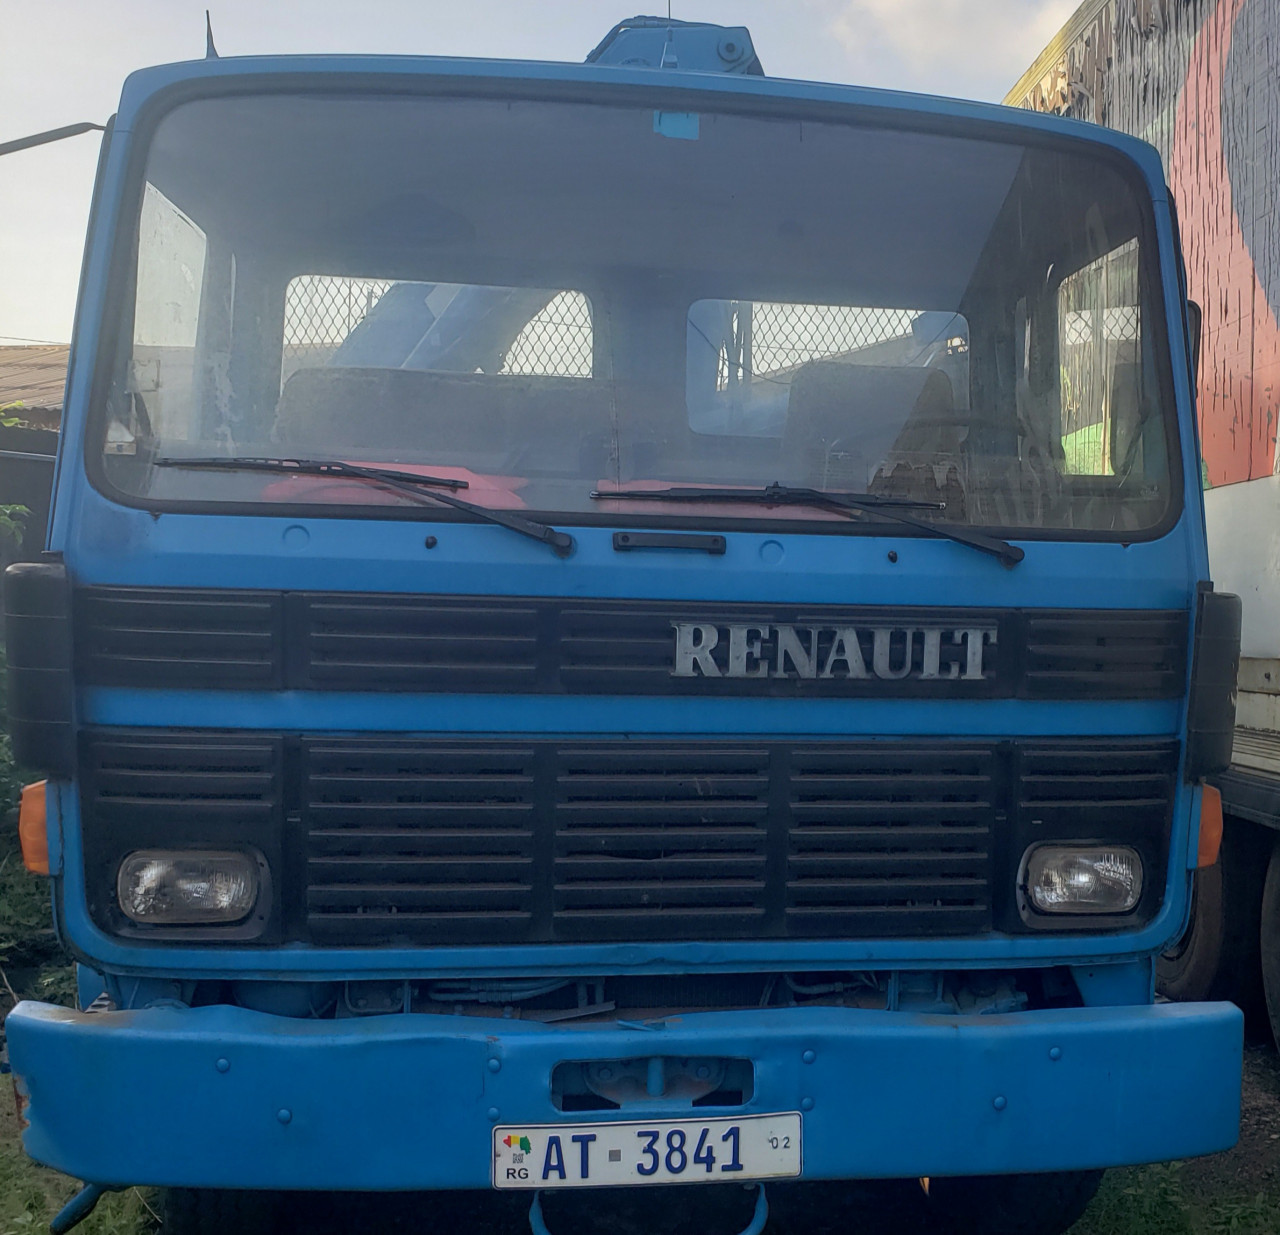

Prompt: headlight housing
[
  {"left": 1021, "top": 844, "right": 1143, "bottom": 916},
  {"left": 117, "top": 850, "right": 260, "bottom": 925}
]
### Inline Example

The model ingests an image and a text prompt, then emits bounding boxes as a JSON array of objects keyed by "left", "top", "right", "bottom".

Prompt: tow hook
[
  {"left": 528, "top": 1182, "right": 769, "bottom": 1235},
  {"left": 49, "top": 1183, "right": 121, "bottom": 1234}
]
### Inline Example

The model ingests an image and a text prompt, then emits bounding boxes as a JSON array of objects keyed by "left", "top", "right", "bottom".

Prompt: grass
[{"left": 1073, "top": 1164, "right": 1280, "bottom": 1235}]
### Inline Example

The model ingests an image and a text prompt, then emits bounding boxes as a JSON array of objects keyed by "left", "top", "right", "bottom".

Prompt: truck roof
[{"left": 112, "top": 50, "right": 1169, "bottom": 194}]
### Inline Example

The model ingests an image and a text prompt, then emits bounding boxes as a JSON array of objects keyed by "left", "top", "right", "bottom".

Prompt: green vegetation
[
  {"left": 0, "top": 646, "right": 65, "bottom": 1007},
  {"left": 0, "top": 399, "right": 37, "bottom": 550},
  {"left": 1074, "top": 1163, "right": 1280, "bottom": 1235}
]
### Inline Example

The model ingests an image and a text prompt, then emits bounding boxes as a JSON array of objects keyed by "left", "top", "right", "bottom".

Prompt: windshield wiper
[
  {"left": 156, "top": 455, "right": 471, "bottom": 489},
  {"left": 155, "top": 456, "right": 575, "bottom": 558},
  {"left": 590, "top": 482, "right": 1023, "bottom": 568}
]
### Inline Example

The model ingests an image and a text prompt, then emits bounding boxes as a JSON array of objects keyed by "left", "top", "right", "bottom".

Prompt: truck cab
[{"left": 5, "top": 18, "right": 1243, "bottom": 1234}]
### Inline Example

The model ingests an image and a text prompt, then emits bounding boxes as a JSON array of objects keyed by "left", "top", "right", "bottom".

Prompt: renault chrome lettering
[{"left": 672, "top": 622, "right": 996, "bottom": 680}]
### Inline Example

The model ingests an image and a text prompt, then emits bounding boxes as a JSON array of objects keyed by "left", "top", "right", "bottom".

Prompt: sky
[{"left": 0, "top": 0, "right": 1077, "bottom": 344}]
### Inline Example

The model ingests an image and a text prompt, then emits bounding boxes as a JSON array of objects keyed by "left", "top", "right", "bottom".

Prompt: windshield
[{"left": 100, "top": 91, "right": 1176, "bottom": 536}]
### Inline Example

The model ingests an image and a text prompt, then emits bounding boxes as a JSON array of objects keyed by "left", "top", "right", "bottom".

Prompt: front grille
[
  {"left": 1022, "top": 611, "right": 1187, "bottom": 699},
  {"left": 1016, "top": 742, "right": 1179, "bottom": 830},
  {"left": 305, "top": 742, "right": 537, "bottom": 942},
  {"left": 298, "top": 597, "right": 540, "bottom": 692},
  {"left": 79, "top": 732, "right": 1178, "bottom": 946},
  {"left": 81, "top": 732, "right": 281, "bottom": 829},
  {"left": 74, "top": 587, "right": 1188, "bottom": 700},
  {"left": 75, "top": 589, "right": 282, "bottom": 689},
  {"left": 551, "top": 745, "right": 772, "bottom": 939},
  {"left": 302, "top": 739, "right": 997, "bottom": 944},
  {"left": 786, "top": 745, "right": 995, "bottom": 935}
]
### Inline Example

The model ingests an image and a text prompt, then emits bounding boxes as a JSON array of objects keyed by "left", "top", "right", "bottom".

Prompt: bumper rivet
[
  {"left": 993, "top": 1096, "right": 1007, "bottom": 1112},
  {"left": 801, "top": 1097, "right": 815, "bottom": 1111},
  {"left": 802, "top": 1049, "right": 816, "bottom": 1064},
  {"left": 277, "top": 1109, "right": 292, "bottom": 1124},
  {"left": 215, "top": 1058, "right": 230, "bottom": 1073},
  {"left": 1049, "top": 1047, "right": 1062, "bottom": 1061},
  {"left": 488, "top": 1058, "right": 501, "bottom": 1073},
  {"left": 488, "top": 1107, "right": 501, "bottom": 1122}
]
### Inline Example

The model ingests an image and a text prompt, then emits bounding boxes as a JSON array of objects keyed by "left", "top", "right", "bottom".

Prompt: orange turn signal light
[
  {"left": 1197, "top": 782, "right": 1223, "bottom": 869},
  {"left": 18, "top": 780, "right": 49, "bottom": 875}
]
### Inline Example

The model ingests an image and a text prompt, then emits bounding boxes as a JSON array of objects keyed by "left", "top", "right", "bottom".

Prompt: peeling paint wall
[{"left": 1007, "top": 0, "right": 1280, "bottom": 488}]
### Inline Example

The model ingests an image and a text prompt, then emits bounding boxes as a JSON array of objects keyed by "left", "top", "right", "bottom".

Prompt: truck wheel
[
  {"left": 925, "top": 1170, "right": 1103, "bottom": 1235},
  {"left": 1157, "top": 817, "right": 1266, "bottom": 1017},
  {"left": 1258, "top": 836, "right": 1280, "bottom": 1049},
  {"left": 161, "top": 1188, "right": 278, "bottom": 1235}
]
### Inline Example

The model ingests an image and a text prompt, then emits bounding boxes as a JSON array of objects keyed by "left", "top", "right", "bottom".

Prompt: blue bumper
[{"left": 8, "top": 999, "right": 1241, "bottom": 1190}]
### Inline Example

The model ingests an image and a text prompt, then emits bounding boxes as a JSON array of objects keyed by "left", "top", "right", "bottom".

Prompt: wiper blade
[
  {"left": 592, "top": 484, "right": 942, "bottom": 510},
  {"left": 155, "top": 456, "right": 575, "bottom": 558},
  {"left": 154, "top": 455, "right": 470, "bottom": 490},
  {"left": 591, "top": 482, "right": 1023, "bottom": 568}
]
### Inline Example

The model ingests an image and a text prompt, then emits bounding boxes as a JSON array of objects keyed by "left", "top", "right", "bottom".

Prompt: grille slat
[
  {"left": 791, "top": 802, "right": 992, "bottom": 819},
  {"left": 555, "top": 803, "right": 770, "bottom": 822},
  {"left": 790, "top": 824, "right": 990, "bottom": 845},
  {"left": 309, "top": 884, "right": 532, "bottom": 908},
  {"left": 789, "top": 852, "right": 989, "bottom": 873},
  {"left": 310, "top": 857, "right": 534, "bottom": 880},
  {"left": 786, "top": 877, "right": 989, "bottom": 902},
  {"left": 311, "top": 795, "right": 531, "bottom": 811},
  {"left": 557, "top": 856, "right": 767, "bottom": 879}
]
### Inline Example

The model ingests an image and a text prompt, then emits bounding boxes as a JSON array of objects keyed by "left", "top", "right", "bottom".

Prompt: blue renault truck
[{"left": 3, "top": 16, "right": 1245, "bottom": 1235}]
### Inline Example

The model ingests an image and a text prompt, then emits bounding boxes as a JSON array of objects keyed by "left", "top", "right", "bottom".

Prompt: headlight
[
  {"left": 117, "top": 850, "right": 259, "bottom": 925},
  {"left": 1022, "top": 845, "right": 1143, "bottom": 915}
]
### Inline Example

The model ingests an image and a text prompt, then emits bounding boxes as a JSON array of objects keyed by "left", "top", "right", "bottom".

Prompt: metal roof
[{"left": 0, "top": 345, "right": 69, "bottom": 412}]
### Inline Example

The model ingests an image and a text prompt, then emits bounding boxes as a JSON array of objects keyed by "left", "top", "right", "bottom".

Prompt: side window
[
  {"left": 1057, "top": 240, "right": 1141, "bottom": 475},
  {"left": 127, "top": 184, "right": 207, "bottom": 443}
]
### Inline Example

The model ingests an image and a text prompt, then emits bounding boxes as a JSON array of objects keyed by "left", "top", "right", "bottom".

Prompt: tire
[
  {"left": 161, "top": 1189, "right": 279, "bottom": 1235},
  {"left": 924, "top": 1170, "right": 1104, "bottom": 1235},
  {"left": 1157, "top": 817, "right": 1267, "bottom": 1018},
  {"left": 1259, "top": 835, "right": 1280, "bottom": 1050}
]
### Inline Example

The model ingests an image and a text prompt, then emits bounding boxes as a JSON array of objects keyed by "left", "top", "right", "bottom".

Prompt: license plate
[{"left": 492, "top": 1113, "right": 801, "bottom": 1189}]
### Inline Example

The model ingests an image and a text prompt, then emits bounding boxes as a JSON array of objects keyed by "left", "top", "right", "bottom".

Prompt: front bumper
[{"left": 8, "top": 999, "right": 1241, "bottom": 1190}]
